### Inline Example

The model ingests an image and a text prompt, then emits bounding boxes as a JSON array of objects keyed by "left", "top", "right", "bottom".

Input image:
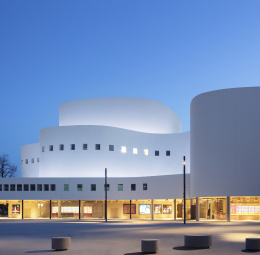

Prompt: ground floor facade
[{"left": 1, "top": 196, "right": 260, "bottom": 221}]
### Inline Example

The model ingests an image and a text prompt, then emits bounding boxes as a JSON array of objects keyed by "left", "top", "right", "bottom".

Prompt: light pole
[
  {"left": 183, "top": 156, "right": 186, "bottom": 224},
  {"left": 105, "top": 168, "right": 107, "bottom": 222}
]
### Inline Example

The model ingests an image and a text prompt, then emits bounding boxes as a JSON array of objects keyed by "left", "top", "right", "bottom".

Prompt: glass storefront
[
  {"left": 80, "top": 200, "right": 104, "bottom": 219},
  {"left": 24, "top": 200, "right": 50, "bottom": 219},
  {"left": 153, "top": 199, "right": 174, "bottom": 219},
  {"left": 199, "top": 197, "right": 227, "bottom": 220},
  {"left": 231, "top": 196, "right": 260, "bottom": 220},
  {"left": 51, "top": 200, "right": 79, "bottom": 219},
  {"left": 0, "top": 200, "right": 22, "bottom": 219}
]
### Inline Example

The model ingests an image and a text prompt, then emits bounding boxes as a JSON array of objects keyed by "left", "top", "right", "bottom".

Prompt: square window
[
  {"left": 71, "top": 144, "right": 75, "bottom": 150},
  {"left": 131, "top": 184, "right": 136, "bottom": 191},
  {"left": 37, "top": 158, "right": 40, "bottom": 162},
  {"left": 51, "top": 184, "right": 56, "bottom": 191},
  {"left": 155, "top": 151, "right": 159, "bottom": 156},
  {"left": 118, "top": 184, "right": 123, "bottom": 191},
  {"left": 25, "top": 159, "right": 28, "bottom": 164},
  {"left": 21, "top": 160, "right": 23, "bottom": 165},
  {"left": 59, "top": 144, "right": 64, "bottom": 151},
  {"left": 104, "top": 184, "right": 110, "bottom": 191},
  {"left": 91, "top": 184, "right": 96, "bottom": 191},
  {"left": 30, "top": 184, "right": 35, "bottom": 191},
  {"left": 166, "top": 150, "right": 170, "bottom": 156},
  {"left": 133, "top": 148, "right": 138, "bottom": 154},
  {"left": 64, "top": 184, "right": 69, "bottom": 191},
  {"left": 95, "top": 144, "right": 101, "bottom": 150},
  {"left": 24, "top": 184, "right": 29, "bottom": 191},
  {"left": 109, "top": 145, "right": 114, "bottom": 151},
  {"left": 37, "top": 184, "right": 42, "bottom": 191},
  {"left": 49, "top": 145, "right": 53, "bottom": 151},
  {"left": 144, "top": 149, "right": 148, "bottom": 156},
  {"left": 0, "top": 184, "right": 2, "bottom": 191},
  {"left": 10, "top": 184, "right": 15, "bottom": 191},
  {"left": 31, "top": 158, "right": 34, "bottom": 163},
  {"left": 44, "top": 184, "right": 49, "bottom": 191},
  {"left": 4, "top": 184, "right": 9, "bottom": 191},
  {"left": 17, "top": 184, "right": 22, "bottom": 191},
  {"left": 83, "top": 144, "right": 88, "bottom": 150},
  {"left": 77, "top": 184, "right": 83, "bottom": 191},
  {"left": 42, "top": 146, "right": 45, "bottom": 152},
  {"left": 121, "top": 146, "right": 126, "bottom": 153},
  {"left": 143, "top": 183, "right": 148, "bottom": 190}
]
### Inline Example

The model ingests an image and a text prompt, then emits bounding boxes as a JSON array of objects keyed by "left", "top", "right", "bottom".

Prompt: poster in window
[
  {"left": 139, "top": 204, "right": 151, "bottom": 214},
  {"left": 123, "top": 204, "right": 136, "bottom": 214},
  {"left": 12, "top": 204, "right": 20, "bottom": 214},
  {"left": 154, "top": 205, "right": 162, "bottom": 214},
  {"left": 163, "top": 205, "right": 172, "bottom": 214}
]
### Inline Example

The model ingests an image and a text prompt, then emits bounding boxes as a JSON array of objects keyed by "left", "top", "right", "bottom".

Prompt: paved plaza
[{"left": 0, "top": 219, "right": 260, "bottom": 255}]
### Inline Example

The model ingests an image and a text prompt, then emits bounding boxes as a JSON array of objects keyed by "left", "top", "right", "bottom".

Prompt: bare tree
[{"left": 0, "top": 154, "right": 17, "bottom": 178}]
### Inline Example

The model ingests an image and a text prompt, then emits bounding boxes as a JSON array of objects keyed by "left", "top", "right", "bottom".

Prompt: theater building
[{"left": 1, "top": 87, "right": 260, "bottom": 221}]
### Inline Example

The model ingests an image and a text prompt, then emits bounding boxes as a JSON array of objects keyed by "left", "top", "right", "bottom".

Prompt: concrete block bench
[
  {"left": 141, "top": 239, "right": 159, "bottom": 253},
  {"left": 52, "top": 237, "right": 71, "bottom": 251},
  {"left": 246, "top": 238, "right": 260, "bottom": 251},
  {"left": 184, "top": 234, "right": 212, "bottom": 248}
]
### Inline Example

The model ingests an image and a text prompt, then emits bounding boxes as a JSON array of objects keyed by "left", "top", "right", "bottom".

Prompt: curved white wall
[
  {"left": 59, "top": 98, "right": 181, "bottom": 134},
  {"left": 191, "top": 87, "right": 260, "bottom": 197},
  {"left": 37, "top": 126, "right": 189, "bottom": 178}
]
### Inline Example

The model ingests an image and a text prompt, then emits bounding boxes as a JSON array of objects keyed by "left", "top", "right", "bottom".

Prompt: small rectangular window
[
  {"left": 51, "top": 184, "right": 56, "bottom": 191},
  {"left": 104, "top": 184, "right": 110, "bottom": 191},
  {"left": 144, "top": 149, "right": 148, "bottom": 156},
  {"left": 71, "top": 144, "right": 75, "bottom": 150},
  {"left": 121, "top": 146, "right": 126, "bottom": 153},
  {"left": 10, "top": 184, "right": 15, "bottom": 191},
  {"left": 95, "top": 144, "right": 101, "bottom": 150},
  {"left": 24, "top": 184, "right": 29, "bottom": 191},
  {"left": 49, "top": 145, "right": 53, "bottom": 151},
  {"left": 77, "top": 184, "right": 83, "bottom": 191},
  {"left": 166, "top": 150, "right": 170, "bottom": 156},
  {"left": 91, "top": 184, "right": 96, "bottom": 191},
  {"left": 37, "top": 184, "right": 42, "bottom": 191},
  {"left": 21, "top": 160, "right": 23, "bottom": 165},
  {"left": 143, "top": 183, "right": 148, "bottom": 190},
  {"left": 133, "top": 148, "right": 138, "bottom": 154},
  {"left": 109, "top": 145, "right": 114, "bottom": 151},
  {"left": 64, "top": 184, "right": 69, "bottom": 191},
  {"left": 44, "top": 184, "right": 49, "bottom": 191},
  {"left": 0, "top": 184, "right": 2, "bottom": 191},
  {"left": 25, "top": 159, "right": 28, "bottom": 164},
  {"left": 59, "top": 144, "right": 64, "bottom": 151},
  {"left": 4, "top": 184, "right": 9, "bottom": 191},
  {"left": 155, "top": 151, "right": 159, "bottom": 156},
  {"left": 17, "top": 184, "right": 22, "bottom": 191},
  {"left": 30, "top": 184, "right": 35, "bottom": 191},
  {"left": 31, "top": 158, "right": 34, "bottom": 163},
  {"left": 118, "top": 184, "right": 123, "bottom": 191},
  {"left": 37, "top": 157, "right": 40, "bottom": 162},
  {"left": 83, "top": 144, "right": 88, "bottom": 150},
  {"left": 131, "top": 184, "right": 136, "bottom": 191},
  {"left": 42, "top": 146, "right": 45, "bottom": 152}
]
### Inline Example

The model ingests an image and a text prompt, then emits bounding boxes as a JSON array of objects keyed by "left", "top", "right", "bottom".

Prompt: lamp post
[
  {"left": 183, "top": 156, "right": 186, "bottom": 224},
  {"left": 105, "top": 168, "right": 107, "bottom": 222}
]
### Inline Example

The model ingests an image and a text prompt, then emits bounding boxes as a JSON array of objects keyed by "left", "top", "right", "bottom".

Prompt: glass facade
[
  {"left": 0, "top": 200, "right": 22, "bottom": 219},
  {"left": 51, "top": 200, "right": 79, "bottom": 219},
  {"left": 24, "top": 200, "right": 50, "bottom": 219}
]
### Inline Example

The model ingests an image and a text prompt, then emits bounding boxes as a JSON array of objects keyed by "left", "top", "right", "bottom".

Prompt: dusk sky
[{"left": 1, "top": 0, "right": 260, "bottom": 176}]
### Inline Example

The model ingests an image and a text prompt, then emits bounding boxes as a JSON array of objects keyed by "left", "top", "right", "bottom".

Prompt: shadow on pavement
[
  {"left": 124, "top": 252, "right": 143, "bottom": 255},
  {"left": 241, "top": 249, "right": 260, "bottom": 253},
  {"left": 173, "top": 246, "right": 210, "bottom": 250},
  {"left": 25, "top": 250, "right": 56, "bottom": 253}
]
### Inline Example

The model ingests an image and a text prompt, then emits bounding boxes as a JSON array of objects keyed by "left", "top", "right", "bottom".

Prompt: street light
[{"left": 183, "top": 156, "right": 186, "bottom": 224}]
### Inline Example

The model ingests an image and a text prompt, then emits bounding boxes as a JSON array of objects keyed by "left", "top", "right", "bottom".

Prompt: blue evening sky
[{"left": 1, "top": 0, "right": 260, "bottom": 176}]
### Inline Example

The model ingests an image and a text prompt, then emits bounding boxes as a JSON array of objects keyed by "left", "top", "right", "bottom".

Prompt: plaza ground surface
[{"left": 0, "top": 219, "right": 260, "bottom": 255}]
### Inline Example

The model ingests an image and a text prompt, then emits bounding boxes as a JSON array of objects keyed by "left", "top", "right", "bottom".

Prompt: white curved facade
[
  {"left": 21, "top": 98, "right": 189, "bottom": 178},
  {"left": 191, "top": 87, "right": 260, "bottom": 197}
]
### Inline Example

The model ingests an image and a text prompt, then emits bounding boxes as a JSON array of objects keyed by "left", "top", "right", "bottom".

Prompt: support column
[
  {"left": 174, "top": 199, "right": 177, "bottom": 220},
  {"left": 50, "top": 200, "right": 52, "bottom": 219},
  {"left": 227, "top": 196, "right": 231, "bottom": 222},
  {"left": 79, "top": 200, "right": 81, "bottom": 220},
  {"left": 151, "top": 199, "right": 154, "bottom": 220},
  {"left": 130, "top": 200, "right": 132, "bottom": 220},
  {"left": 196, "top": 197, "right": 200, "bottom": 221},
  {"left": 58, "top": 201, "right": 61, "bottom": 218},
  {"left": 22, "top": 200, "right": 24, "bottom": 219}
]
